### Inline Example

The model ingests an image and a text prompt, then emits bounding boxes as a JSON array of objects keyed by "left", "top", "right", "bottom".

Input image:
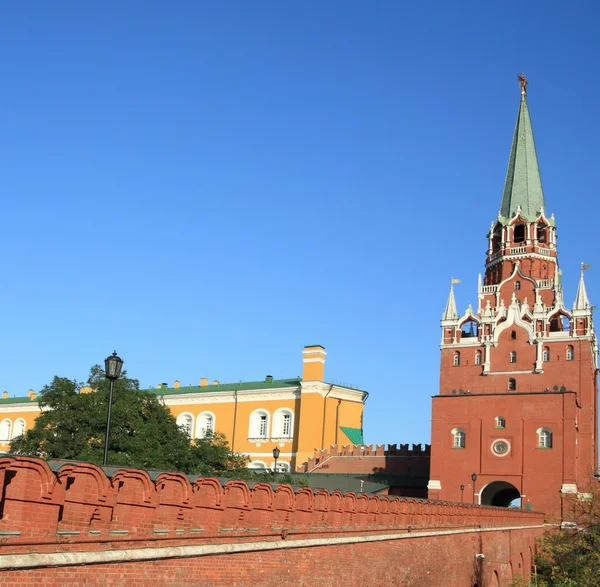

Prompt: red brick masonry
[{"left": 0, "top": 455, "right": 544, "bottom": 586}]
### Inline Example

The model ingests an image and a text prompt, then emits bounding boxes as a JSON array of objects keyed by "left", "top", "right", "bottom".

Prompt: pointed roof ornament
[
  {"left": 574, "top": 263, "right": 592, "bottom": 311},
  {"left": 442, "top": 279, "right": 459, "bottom": 321},
  {"left": 518, "top": 72, "right": 528, "bottom": 98},
  {"left": 499, "top": 74, "right": 545, "bottom": 224}
]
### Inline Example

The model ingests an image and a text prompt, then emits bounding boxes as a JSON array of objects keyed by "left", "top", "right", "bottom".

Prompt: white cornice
[{"left": 0, "top": 404, "right": 41, "bottom": 413}]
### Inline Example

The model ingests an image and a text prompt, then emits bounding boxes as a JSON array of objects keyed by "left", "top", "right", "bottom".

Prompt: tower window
[
  {"left": 566, "top": 346, "right": 574, "bottom": 361},
  {"left": 511, "top": 330, "right": 517, "bottom": 340},
  {"left": 475, "top": 351, "right": 482, "bottom": 365},
  {"left": 452, "top": 428, "right": 465, "bottom": 449},
  {"left": 508, "top": 378, "right": 517, "bottom": 391},
  {"left": 515, "top": 281, "right": 521, "bottom": 290},
  {"left": 510, "top": 351, "right": 517, "bottom": 363},
  {"left": 453, "top": 352, "right": 461, "bottom": 366},
  {"left": 537, "top": 224, "right": 546, "bottom": 243},
  {"left": 543, "top": 347, "right": 550, "bottom": 362},
  {"left": 537, "top": 428, "right": 553, "bottom": 449},
  {"left": 495, "top": 416, "right": 506, "bottom": 428},
  {"left": 514, "top": 224, "right": 525, "bottom": 243}
]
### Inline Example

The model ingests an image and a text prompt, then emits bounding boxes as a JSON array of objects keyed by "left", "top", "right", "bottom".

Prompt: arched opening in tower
[
  {"left": 513, "top": 224, "right": 526, "bottom": 243},
  {"left": 480, "top": 481, "right": 521, "bottom": 507}
]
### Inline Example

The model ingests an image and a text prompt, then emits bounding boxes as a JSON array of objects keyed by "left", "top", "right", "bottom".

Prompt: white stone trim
[
  {"left": 302, "top": 349, "right": 327, "bottom": 357},
  {"left": 560, "top": 483, "right": 578, "bottom": 494},
  {"left": 0, "top": 524, "right": 544, "bottom": 570},
  {"left": 427, "top": 480, "right": 442, "bottom": 490},
  {"left": 0, "top": 404, "right": 41, "bottom": 413},
  {"left": 302, "top": 358, "right": 325, "bottom": 364}
]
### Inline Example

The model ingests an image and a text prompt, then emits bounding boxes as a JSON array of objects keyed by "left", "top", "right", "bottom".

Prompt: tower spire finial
[{"left": 517, "top": 73, "right": 528, "bottom": 98}]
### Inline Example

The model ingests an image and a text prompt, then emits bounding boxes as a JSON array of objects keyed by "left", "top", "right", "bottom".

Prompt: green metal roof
[
  {"left": 0, "top": 376, "right": 367, "bottom": 403},
  {"left": 340, "top": 426, "right": 364, "bottom": 445},
  {"left": 499, "top": 94, "right": 546, "bottom": 224},
  {"left": 147, "top": 378, "right": 302, "bottom": 396}
]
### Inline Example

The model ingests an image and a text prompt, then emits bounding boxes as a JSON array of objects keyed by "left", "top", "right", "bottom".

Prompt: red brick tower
[{"left": 428, "top": 79, "right": 598, "bottom": 519}]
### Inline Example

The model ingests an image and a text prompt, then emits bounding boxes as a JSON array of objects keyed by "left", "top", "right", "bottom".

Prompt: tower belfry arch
[{"left": 428, "top": 77, "right": 598, "bottom": 518}]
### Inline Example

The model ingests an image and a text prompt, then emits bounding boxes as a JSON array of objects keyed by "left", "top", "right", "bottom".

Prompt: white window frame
[
  {"left": 273, "top": 461, "right": 289, "bottom": 473},
  {"left": 195, "top": 411, "right": 216, "bottom": 439},
  {"left": 543, "top": 348, "right": 550, "bottom": 362},
  {"left": 249, "top": 409, "right": 270, "bottom": 440},
  {"left": 12, "top": 419, "right": 26, "bottom": 439},
  {"left": 176, "top": 413, "right": 194, "bottom": 438},
  {"left": 475, "top": 351, "right": 482, "bottom": 365},
  {"left": 510, "top": 351, "right": 517, "bottom": 363},
  {"left": 0, "top": 419, "right": 12, "bottom": 442},
  {"left": 451, "top": 428, "right": 465, "bottom": 449},
  {"left": 495, "top": 416, "right": 506, "bottom": 428},
  {"left": 453, "top": 352, "right": 460, "bottom": 366},
  {"left": 248, "top": 460, "right": 267, "bottom": 470},
  {"left": 566, "top": 346, "right": 574, "bottom": 361},
  {"left": 537, "top": 427, "right": 553, "bottom": 449},
  {"left": 272, "top": 408, "right": 294, "bottom": 440}
]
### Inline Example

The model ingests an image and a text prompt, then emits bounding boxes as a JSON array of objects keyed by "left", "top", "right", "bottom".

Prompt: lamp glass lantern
[
  {"left": 272, "top": 446, "right": 281, "bottom": 473},
  {"left": 105, "top": 351, "right": 124, "bottom": 380}
]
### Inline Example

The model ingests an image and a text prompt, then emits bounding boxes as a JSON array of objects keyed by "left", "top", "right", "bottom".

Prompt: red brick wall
[
  {"left": 0, "top": 456, "right": 543, "bottom": 586},
  {"left": 297, "top": 443, "right": 430, "bottom": 476}
]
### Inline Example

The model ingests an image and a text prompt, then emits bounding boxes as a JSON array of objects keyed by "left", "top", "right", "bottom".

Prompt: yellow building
[{"left": 0, "top": 345, "right": 367, "bottom": 471}]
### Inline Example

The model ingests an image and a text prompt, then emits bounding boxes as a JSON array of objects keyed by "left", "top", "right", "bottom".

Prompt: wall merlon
[{"left": 0, "top": 455, "right": 542, "bottom": 555}]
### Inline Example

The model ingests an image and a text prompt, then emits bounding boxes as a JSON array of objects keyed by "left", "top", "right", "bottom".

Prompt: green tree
[
  {"left": 10, "top": 365, "right": 249, "bottom": 475},
  {"left": 526, "top": 487, "right": 600, "bottom": 587}
]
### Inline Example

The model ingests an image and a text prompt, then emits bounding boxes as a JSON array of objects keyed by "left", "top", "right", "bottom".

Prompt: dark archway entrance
[{"left": 480, "top": 481, "right": 520, "bottom": 507}]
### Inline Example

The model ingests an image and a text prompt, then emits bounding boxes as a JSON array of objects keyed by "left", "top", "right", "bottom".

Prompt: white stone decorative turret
[
  {"left": 442, "top": 284, "right": 458, "bottom": 322},
  {"left": 573, "top": 267, "right": 591, "bottom": 314}
]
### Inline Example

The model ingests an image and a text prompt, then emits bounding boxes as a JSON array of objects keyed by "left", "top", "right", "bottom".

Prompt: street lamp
[
  {"left": 272, "top": 446, "right": 281, "bottom": 475},
  {"left": 471, "top": 473, "right": 478, "bottom": 505},
  {"left": 460, "top": 484, "right": 465, "bottom": 503},
  {"left": 103, "top": 351, "right": 124, "bottom": 467}
]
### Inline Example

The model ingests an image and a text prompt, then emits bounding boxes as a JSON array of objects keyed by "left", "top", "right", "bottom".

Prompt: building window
[
  {"left": 543, "top": 347, "right": 550, "bottom": 362},
  {"left": 475, "top": 351, "right": 482, "bottom": 365},
  {"left": 452, "top": 428, "right": 465, "bottom": 449},
  {"left": 508, "top": 378, "right": 517, "bottom": 391},
  {"left": 274, "top": 461, "right": 289, "bottom": 473},
  {"left": 495, "top": 416, "right": 506, "bottom": 428},
  {"left": 272, "top": 409, "right": 294, "bottom": 439},
  {"left": 249, "top": 410, "right": 270, "bottom": 440},
  {"left": 566, "top": 346, "right": 574, "bottom": 361},
  {"left": 12, "top": 419, "right": 26, "bottom": 439},
  {"left": 515, "top": 281, "right": 521, "bottom": 290},
  {"left": 514, "top": 224, "right": 525, "bottom": 243},
  {"left": 453, "top": 352, "right": 460, "bottom": 366},
  {"left": 510, "top": 351, "right": 517, "bottom": 363},
  {"left": 196, "top": 412, "right": 215, "bottom": 439},
  {"left": 176, "top": 413, "right": 194, "bottom": 438},
  {"left": 537, "top": 428, "right": 553, "bottom": 449},
  {"left": 511, "top": 330, "right": 517, "bottom": 340},
  {"left": 0, "top": 419, "right": 12, "bottom": 442}
]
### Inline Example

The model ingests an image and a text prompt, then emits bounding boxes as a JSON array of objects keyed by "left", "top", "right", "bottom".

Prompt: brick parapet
[
  {"left": 0, "top": 455, "right": 542, "bottom": 557},
  {"left": 297, "top": 443, "right": 431, "bottom": 473}
]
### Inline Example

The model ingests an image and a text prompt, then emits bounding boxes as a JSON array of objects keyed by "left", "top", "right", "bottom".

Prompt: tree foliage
[
  {"left": 10, "top": 365, "right": 249, "bottom": 476},
  {"left": 522, "top": 486, "right": 600, "bottom": 587}
]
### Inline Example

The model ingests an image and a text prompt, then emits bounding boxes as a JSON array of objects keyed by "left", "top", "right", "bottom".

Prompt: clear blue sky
[{"left": 1, "top": 2, "right": 599, "bottom": 446}]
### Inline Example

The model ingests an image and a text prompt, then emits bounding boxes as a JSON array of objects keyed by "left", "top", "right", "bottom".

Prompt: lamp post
[
  {"left": 103, "top": 351, "right": 124, "bottom": 467},
  {"left": 460, "top": 484, "right": 465, "bottom": 503},
  {"left": 272, "top": 446, "right": 280, "bottom": 475},
  {"left": 471, "top": 473, "right": 478, "bottom": 505}
]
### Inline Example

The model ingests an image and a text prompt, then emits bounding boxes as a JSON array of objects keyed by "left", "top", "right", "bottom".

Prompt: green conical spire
[{"left": 499, "top": 83, "right": 545, "bottom": 223}]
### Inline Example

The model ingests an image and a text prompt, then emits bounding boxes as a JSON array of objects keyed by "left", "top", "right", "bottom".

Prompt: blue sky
[{"left": 1, "top": 2, "right": 599, "bottom": 446}]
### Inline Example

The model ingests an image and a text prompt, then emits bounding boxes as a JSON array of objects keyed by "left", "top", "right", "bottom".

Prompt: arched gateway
[{"left": 480, "top": 481, "right": 520, "bottom": 507}]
